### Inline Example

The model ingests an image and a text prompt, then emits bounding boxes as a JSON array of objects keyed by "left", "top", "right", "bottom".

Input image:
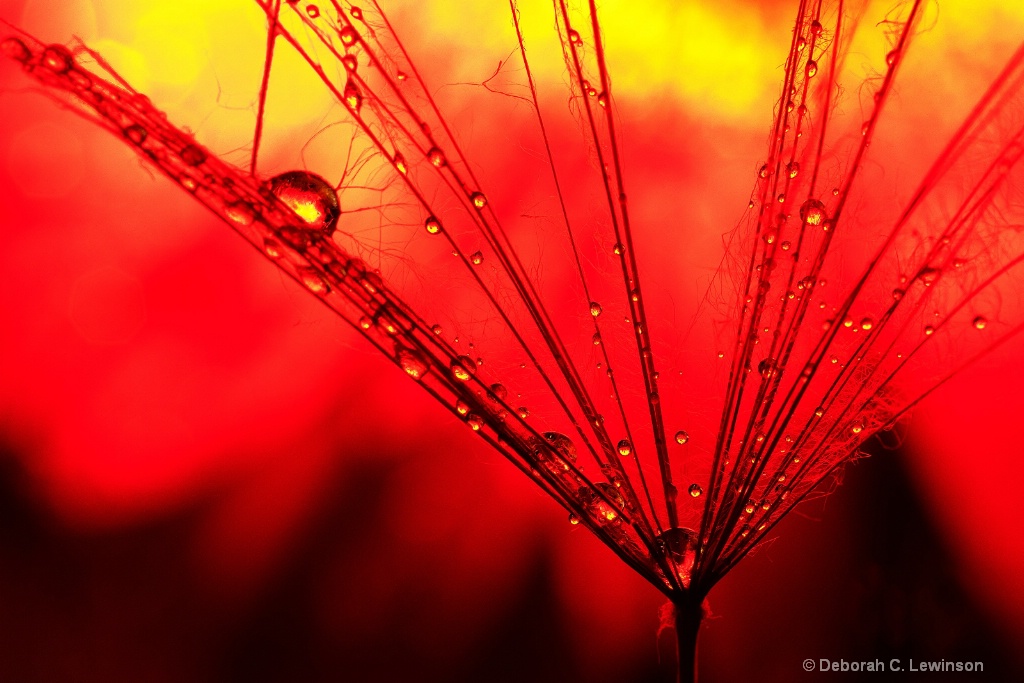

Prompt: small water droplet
[
  {"left": 424, "top": 216, "right": 442, "bottom": 234},
  {"left": 758, "top": 164, "right": 769, "bottom": 179},
  {"left": 225, "top": 202, "right": 255, "bottom": 226},
  {"left": 517, "top": 406, "right": 529, "bottom": 419},
  {"left": 263, "top": 237, "right": 282, "bottom": 259},
  {"left": 344, "top": 77, "right": 363, "bottom": 111},
  {"left": 306, "top": 4, "right": 320, "bottom": 18},
  {"left": 567, "top": 29, "right": 582, "bottom": 45},
  {"left": 123, "top": 124, "right": 147, "bottom": 145},
  {"left": 860, "top": 317, "right": 874, "bottom": 331},
  {"left": 758, "top": 358, "right": 778, "bottom": 378},
  {"left": 800, "top": 199, "right": 827, "bottom": 227},
  {"left": 973, "top": 316, "right": 987, "bottom": 330},
  {"left": 397, "top": 348, "right": 428, "bottom": 379},
  {"left": 786, "top": 161, "right": 800, "bottom": 178},
  {"left": 342, "top": 54, "right": 358, "bottom": 71},
  {"left": 917, "top": 266, "right": 940, "bottom": 286},
  {"left": 568, "top": 512, "right": 580, "bottom": 525},
  {"left": 688, "top": 483, "right": 703, "bottom": 498},
  {"left": 298, "top": 268, "right": 328, "bottom": 295},
  {"left": 809, "top": 19, "right": 823, "bottom": 36},
  {"left": 1, "top": 37, "right": 31, "bottom": 63},
  {"left": 886, "top": 49, "right": 899, "bottom": 67},
  {"left": 589, "top": 302, "right": 603, "bottom": 317},
  {"left": 851, "top": 421, "right": 864, "bottom": 434},
  {"left": 466, "top": 413, "right": 483, "bottom": 431},
  {"left": 744, "top": 500, "right": 756, "bottom": 515},
  {"left": 470, "top": 251, "right": 483, "bottom": 265},
  {"left": 674, "top": 430, "right": 689, "bottom": 445},
  {"left": 924, "top": 325, "right": 935, "bottom": 335},
  {"left": 451, "top": 355, "right": 476, "bottom": 381},
  {"left": 455, "top": 399, "right": 469, "bottom": 415},
  {"left": 892, "top": 288, "right": 905, "bottom": 300},
  {"left": 470, "top": 192, "right": 487, "bottom": 209},
  {"left": 42, "top": 44, "right": 73, "bottom": 73},
  {"left": 181, "top": 144, "right": 206, "bottom": 167},
  {"left": 268, "top": 171, "right": 340, "bottom": 235},
  {"left": 339, "top": 25, "right": 359, "bottom": 46},
  {"left": 617, "top": 439, "right": 631, "bottom": 457},
  {"left": 805, "top": 59, "right": 818, "bottom": 78},
  {"left": 796, "top": 37, "right": 807, "bottom": 52},
  {"left": 393, "top": 151, "right": 407, "bottom": 174},
  {"left": 426, "top": 147, "right": 446, "bottom": 167}
]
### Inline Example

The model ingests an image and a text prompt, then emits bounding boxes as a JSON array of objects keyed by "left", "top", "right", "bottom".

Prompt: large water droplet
[
  {"left": 424, "top": 216, "right": 442, "bottom": 234},
  {"left": 470, "top": 192, "right": 487, "bottom": 209},
  {"left": 427, "top": 147, "right": 446, "bottom": 167},
  {"left": 688, "top": 483, "right": 703, "bottom": 498},
  {"left": 268, "top": 171, "right": 340, "bottom": 235},
  {"left": 540, "top": 432, "right": 577, "bottom": 462}
]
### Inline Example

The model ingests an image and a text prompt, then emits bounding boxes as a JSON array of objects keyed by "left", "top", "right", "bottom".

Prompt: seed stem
[{"left": 674, "top": 596, "right": 703, "bottom": 683}]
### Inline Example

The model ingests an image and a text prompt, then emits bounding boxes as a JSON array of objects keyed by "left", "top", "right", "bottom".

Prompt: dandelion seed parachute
[{"left": 2, "top": 0, "right": 1024, "bottom": 680}]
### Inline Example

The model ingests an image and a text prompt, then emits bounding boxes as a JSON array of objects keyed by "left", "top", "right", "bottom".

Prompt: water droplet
[
  {"left": 181, "top": 144, "right": 206, "bottom": 167},
  {"left": 589, "top": 302, "right": 603, "bottom": 317},
  {"left": 674, "top": 430, "right": 689, "bottom": 445},
  {"left": 860, "top": 317, "right": 874, "bottom": 331},
  {"left": 298, "top": 267, "right": 328, "bottom": 295},
  {"left": 393, "top": 151, "right": 407, "bottom": 175},
  {"left": 344, "top": 77, "right": 363, "bottom": 111},
  {"left": 268, "top": 171, "right": 340, "bottom": 235},
  {"left": 424, "top": 216, "right": 442, "bottom": 234},
  {"left": 42, "top": 44, "right": 72, "bottom": 73},
  {"left": 470, "top": 251, "right": 483, "bottom": 265},
  {"left": 758, "top": 164, "right": 769, "bottom": 179},
  {"left": 688, "top": 483, "right": 703, "bottom": 498},
  {"left": 892, "top": 288, "right": 905, "bottom": 300},
  {"left": 567, "top": 29, "right": 582, "bottom": 45},
  {"left": 809, "top": 19, "right": 823, "bottom": 36},
  {"left": 800, "top": 199, "right": 827, "bottom": 227},
  {"left": 123, "top": 124, "right": 147, "bottom": 145},
  {"left": 973, "top": 316, "right": 987, "bottom": 330},
  {"left": 917, "top": 266, "right": 940, "bottom": 286},
  {"left": 339, "top": 25, "right": 359, "bottom": 46},
  {"left": 455, "top": 399, "right": 469, "bottom": 415},
  {"left": 470, "top": 192, "right": 487, "bottom": 209},
  {"left": 263, "top": 237, "right": 282, "bottom": 259},
  {"left": 814, "top": 406, "right": 824, "bottom": 417},
  {"left": 466, "top": 413, "right": 483, "bottom": 431},
  {"left": 451, "top": 355, "right": 476, "bottom": 381},
  {"left": 306, "top": 4, "right": 320, "bottom": 17},
  {"left": 568, "top": 512, "right": 580, "bottom": 525},
  {"left": 1, "top": 37, "right": 31, "bottom": 63},
  {"left": 358, "top": 316, "right": 372, "bottom": 330},
  {"left": 490, "top": 383, "right": 508, "bottom": 401},
  {"left": 397, "top": 348, "right": 428, "bottom": 379},
  {"left": 349, "top": 6, "right": 363, "bottom": 20},
  {"left": 597, "top": 91, "right": 608, "bottom": 108},
  {"left": 805, "top": 59, "right": 818, "bottom": 78},
  {"left": 517, "top": 406, "right": 529, "bottom": 419},
  {"left": 342, "top": 54, "right": 358, "bottom": 71},
  {"left": 886, "top": 49, "right": 899, "bottom": 67},
  {"left": 758, "top": 358, "right": 778, "bottom": 378},
  {"left": 617, "top": 439, "right": 631, "bottom": 457},
  {"left": 786, "top": 161, "right": 800, "bottom": 178},
  {"left": 225, "top": 202, "right": 255, "bottom": 226},
  {"left": 744, "top": 500, "right": 756, "bottom": 515},
  {"left": 540, "top": 432, "right": 577, "bottom": 461},
  {"left": 851, "top": 421, "right": 864, "bottom": 434},
  {"left": 427, "top": 147, "right": 446, "bottom": 167},
  {"left": 796, "top": 37, "right": 807, "bottom": 52}
]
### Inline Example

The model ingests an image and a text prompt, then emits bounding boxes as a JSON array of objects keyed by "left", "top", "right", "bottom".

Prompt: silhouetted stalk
[{"left": 674, "top": 595, "right": 704, "bottom": 683}]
